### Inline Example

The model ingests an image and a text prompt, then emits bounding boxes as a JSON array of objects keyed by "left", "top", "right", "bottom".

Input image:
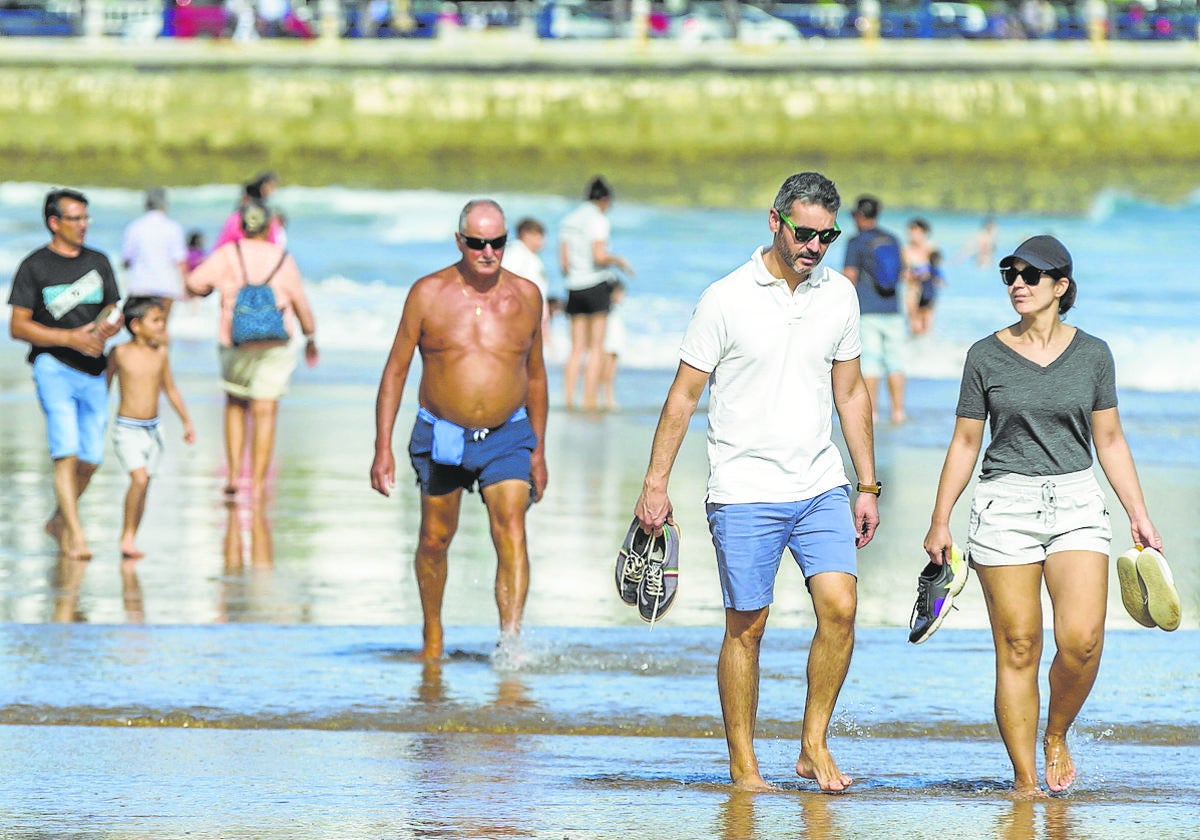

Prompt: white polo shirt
[{"left": 679, "top": 247, "right": 862, "bottom": 504}]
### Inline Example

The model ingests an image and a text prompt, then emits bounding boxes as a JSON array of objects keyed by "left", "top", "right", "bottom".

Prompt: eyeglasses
[
  {"left": 58, "top": 214, "right": 91, "bottom": 224},
  {"left": 1001, "top": 265, "right": 1063, "bottom": 286},
  {"left": 460, "top": 233, "right": 507, "bottom": 251},
  {"left": 778, "top": 211, "right": 840, "bottom": 246}
]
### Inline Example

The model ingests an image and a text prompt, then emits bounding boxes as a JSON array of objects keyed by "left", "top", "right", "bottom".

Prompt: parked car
[
  {"left": 772, "top": 2, "right": 855, "bottom": 37},
  {"left": 538, "top": 0, "right": 623, "bottom": 37},
  {"left": 930, "top": 1, "right": 988, "bottom": 34},
  {"left": 880, "top": 1, "right": 998, "bottom": 37},
  {"left": 0, "top": 0, "right": 75, "bottom": 34},
  {"left": 343, "top": 0, "right": 440, "bottom": 37},
  {"left": 671, "top": 1, "right": 801, "bottom": 42}
]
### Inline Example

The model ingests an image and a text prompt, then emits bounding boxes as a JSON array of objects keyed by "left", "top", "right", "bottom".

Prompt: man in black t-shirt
[{"left": 8, "top": 188, "right": 122, "bottom": 560}]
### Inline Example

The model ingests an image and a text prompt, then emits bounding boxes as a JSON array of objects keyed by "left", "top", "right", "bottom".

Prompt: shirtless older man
[{"left": 371, "top": 199, "right": 549, "bottom": 660}]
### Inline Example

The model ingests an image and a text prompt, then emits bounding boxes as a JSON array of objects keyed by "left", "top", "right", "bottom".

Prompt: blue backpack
[
  {"left": 865, "top": 232, "right": 903, "bottom": 298},
  {"left": 231, "top": 241, "right": 290, "bottom": 346}
]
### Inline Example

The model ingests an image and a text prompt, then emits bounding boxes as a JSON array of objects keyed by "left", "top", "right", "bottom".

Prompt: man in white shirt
[
  {"left": 121, "top": 188, "right": 188, "bottom": 319},
  {"left": 558, "top": 176, "right": 633, "bottom": 410},
  {"left": 633, "top": 172, "right": 879, "bottom": 793}
]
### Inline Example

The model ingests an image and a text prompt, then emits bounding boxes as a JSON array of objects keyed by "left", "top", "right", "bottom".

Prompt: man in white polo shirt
[{"left": 633, "top": 171, "right": 879, "bottom": 793}]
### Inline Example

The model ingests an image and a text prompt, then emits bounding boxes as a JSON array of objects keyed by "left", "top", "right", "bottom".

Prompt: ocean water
[
  {"left": 2, "top": 622, "right": 1198, "bottom": 838},
  {"left": 2, "top": 180, "right": 1198, "bottom": 467},
  {"left": 1, "top": 181, "right": 1198, "bottom": 836}
]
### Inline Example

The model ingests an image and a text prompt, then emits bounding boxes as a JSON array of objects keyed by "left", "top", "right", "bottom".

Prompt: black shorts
[{"left": 565, "top": 281, "right": 614, "bottom": 316}]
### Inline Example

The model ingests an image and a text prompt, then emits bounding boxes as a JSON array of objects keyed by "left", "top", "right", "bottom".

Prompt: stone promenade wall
[{"left": 3, "top": 65, "right": 1197, "bottom": 211}]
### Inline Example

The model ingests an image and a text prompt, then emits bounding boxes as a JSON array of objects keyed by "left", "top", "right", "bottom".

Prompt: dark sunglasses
[
  {"left": 460, "top": 233, "right": 508, "bottom": 251},
  {"left": 778, "top": 211, "right": 841, "bottom": 246},
  {"left": 1001, "top": 265, "right": 1063, "bottom": 286}
]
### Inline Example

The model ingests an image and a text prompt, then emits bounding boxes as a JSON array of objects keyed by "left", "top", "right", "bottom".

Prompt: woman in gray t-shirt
[{"left": 921, "top": 235, "right": 1163, "bottom": 798}]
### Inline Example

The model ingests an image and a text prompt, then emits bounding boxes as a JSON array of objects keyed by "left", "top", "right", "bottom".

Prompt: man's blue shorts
[
  {"left": 706, "top": 486, "right": 858, "bottom": 611},
  {"left": 32, "top": 353, "right": 109, "bottom": 464},
  {"left": 408, "top": 408, "right": 536, "bottom": 498}
]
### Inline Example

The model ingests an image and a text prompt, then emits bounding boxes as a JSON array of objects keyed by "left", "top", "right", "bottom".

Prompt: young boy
[{"left": 106, "top": 296, "right": 195, "bottom": 559}]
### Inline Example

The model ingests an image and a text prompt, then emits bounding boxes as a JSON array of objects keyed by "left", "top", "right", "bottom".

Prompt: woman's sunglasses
[
  {"left": 1001, "top": 265, "right": 1064, "bottom": 286},
  {"left": 779, "top": 211, "right": 841, "bottom": 246}
]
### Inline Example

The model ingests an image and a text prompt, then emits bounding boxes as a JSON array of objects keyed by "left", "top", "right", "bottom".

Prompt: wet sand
[{"left": 1, "top": 345, "right": 1197, "bottom": 837}]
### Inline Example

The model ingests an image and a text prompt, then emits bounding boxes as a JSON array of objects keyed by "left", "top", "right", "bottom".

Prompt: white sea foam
[{"left": 3, "top": 182, "right": 1198, "bottom": 394}]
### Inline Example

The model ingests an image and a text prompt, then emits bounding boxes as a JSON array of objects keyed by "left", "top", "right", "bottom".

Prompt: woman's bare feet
[
  {"left": 1010, "top": 783, "right": 1049, "bottom": 800},
  {"left": 796, "top": 748, "right": 853, "bottom": 792},
  {"left": 1044, "top": 735, "right": 1076, "bottom": 793}
]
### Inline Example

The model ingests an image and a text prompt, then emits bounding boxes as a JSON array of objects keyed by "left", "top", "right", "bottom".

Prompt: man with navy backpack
[{"left": 843, "top": 195, "right": 908, "bottom": 424}]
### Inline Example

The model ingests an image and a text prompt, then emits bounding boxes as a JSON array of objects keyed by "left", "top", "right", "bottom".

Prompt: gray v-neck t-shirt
[{"left": 956, "top": 329, "right": 1118, "bottom": 481}]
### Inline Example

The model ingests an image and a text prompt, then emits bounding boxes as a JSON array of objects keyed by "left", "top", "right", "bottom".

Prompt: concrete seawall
[{"left": 3, "top": 38, "right": 1198, "bottom": 211}]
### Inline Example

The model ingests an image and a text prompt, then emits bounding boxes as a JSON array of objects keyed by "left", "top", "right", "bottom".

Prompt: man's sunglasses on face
[
  {"left": 461, "top": 233, "right": 508, "bottom": 251},
  {"left": 778, "top": 211, "right": 841, "bottom": 246}
]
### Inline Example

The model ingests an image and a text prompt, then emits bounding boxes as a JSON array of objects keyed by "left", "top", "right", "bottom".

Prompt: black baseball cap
[{"left": 999, "top": 235, "right": 1072, "bottom": 277}]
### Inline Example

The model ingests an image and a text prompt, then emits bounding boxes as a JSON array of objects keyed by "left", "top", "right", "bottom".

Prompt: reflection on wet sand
[
  {"left": 222, "top": 499, "right": 273, "bottom": 572},
  {"left": 51, "top": 554, "right": 89, "bottom": 623},
  {"left": 120, "top": 558, "right": 144, "bottom": 623},
  {"left": 999, "top": 797, "right": 1078, "bottom": 840},
  {"left": 217, "top": 500, "right": 291, "bottom": 623},
  {"left": 719, "top": 788, "right": 840, "bottom": 840},
  {"left": 50, "top": 554, "right": 145, "bottom": 624},
  {"left": 408, "top": 659, "right": 537, "bottom": 838}
]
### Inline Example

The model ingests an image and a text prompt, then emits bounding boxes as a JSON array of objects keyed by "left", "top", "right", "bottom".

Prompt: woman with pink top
[
  {"left": 213, "top": 171, "right": 287, "bottom": 250},
  {"left": 187, "top": 200, "right": 317, "bottom": 502}
]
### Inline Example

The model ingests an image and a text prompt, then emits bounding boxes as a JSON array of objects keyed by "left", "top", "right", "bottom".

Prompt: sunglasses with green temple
[{"left": 778, "top": 211, "right": 841, "bottom": 246}]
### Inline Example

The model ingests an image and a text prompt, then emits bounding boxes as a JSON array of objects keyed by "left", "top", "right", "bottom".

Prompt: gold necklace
[{"left": 459, "top": 276, "right": 486, "bottom": 316}]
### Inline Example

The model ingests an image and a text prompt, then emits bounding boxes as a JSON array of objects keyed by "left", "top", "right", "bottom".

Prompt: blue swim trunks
[
  {"left": 706, "top": 486, "right": 858, "bottom": 611},
  {"left": 408, "top": 406, "right": 535, "bottom": 497}
]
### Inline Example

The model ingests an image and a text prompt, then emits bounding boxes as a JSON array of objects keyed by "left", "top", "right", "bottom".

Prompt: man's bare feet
[
  {"left": 730, "top": 774, "right": 776, "bottom": 792},
  {"left": 44, "top": 516, "right": 63, "bottom": 541},
  {"left": 796, "top": 748, "right": 853, "bottom": 793},
  {"left": 61, "top": 536, "right": 93, "bottom": 562},
  {"left": 1043, "top": 735, "right": 1076, "bottom": 793},
  {"left": 419, "top": 627, "right": 444, "bottom": 661},
  {"left": 120, "top": 537, "right": 145, "bottom": 560}
]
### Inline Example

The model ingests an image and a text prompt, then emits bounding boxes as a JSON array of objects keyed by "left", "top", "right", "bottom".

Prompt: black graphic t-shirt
[{"left": 8, "top": 245, "right": 120, "bottom": 376}]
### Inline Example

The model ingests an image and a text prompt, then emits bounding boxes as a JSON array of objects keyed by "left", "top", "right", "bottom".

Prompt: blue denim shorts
[
  {"left": 706, "top": 486, "right": 858, "bottom": 611},
  {"left": 32, "top": 353, "right": 110, "bottom": 464},
  {"left": 408, "top": 410, "right": 536, "bottom": 498}
]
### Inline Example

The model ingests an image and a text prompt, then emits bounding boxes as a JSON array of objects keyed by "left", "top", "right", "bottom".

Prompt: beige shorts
[
  {"left": 219, "top": 342, "right": 298, "bottom": 401},
  {"left": 113, "top": 416, "right": 164, "bottom": 476},
  {"left": 967, "top": 469, "right": 1112, "bottom": 567}
]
